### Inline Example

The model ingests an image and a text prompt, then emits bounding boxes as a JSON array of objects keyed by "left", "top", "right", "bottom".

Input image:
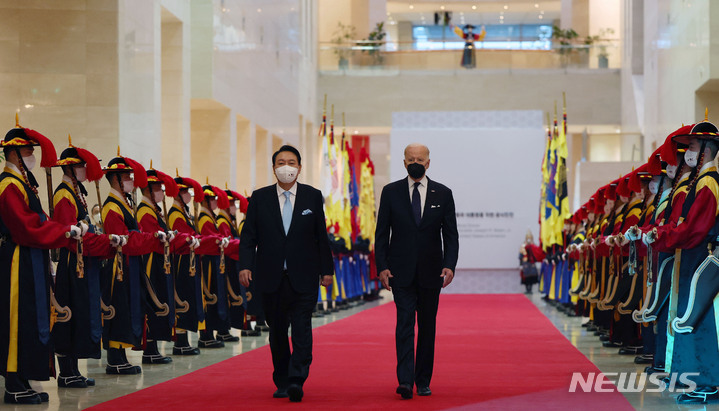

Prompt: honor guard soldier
[
  {"left": 137, "top": 164, "right": 192, "bottom": 363},
  {"left": 196, "top": 182, "right": 236, "bottom": 347},
  {"left": 101, "top": 150, "right": 168, "bottom": 374},
  {"left": 168, "top": 174, "right": 216, "bottom": 355},
  {"left": 217, "top": 187, "right": 249, "bottom": 339},
  {"left": 0, "top": 124, "right": 86, "bottom": 404},
  {"left": 648, "top": 120, "right": 719, "bottom": 404},
  {"left": 52, "top": 137, "right": 120, "bottom": 388}
]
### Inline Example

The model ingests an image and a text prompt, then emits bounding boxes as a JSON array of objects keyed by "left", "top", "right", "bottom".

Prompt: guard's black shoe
[
  {"left": 142, "top": 354, "right": 173, "bottom": 364},
  {"left": 106, "top": 363, "right": 142, "bottom": 375},
  {"left": 173, "top": 346, "right": 201, "bottom": 355},
  {"left": 602, "top": 341, "right": 623, "bottom": 348},
  {"left": 311, "top": 311, "right": 325, "bottom": 317},
  {"left": 645, "top": 365, "right": 664, "bottom": 375},
  {"left": 4, "top": 390, "right": 41, "bottom": 404},
  {"left": 256, "top": 324, "right": 270, "bottom": 332},
  {"left": 273, "top": 388, "right": 288, "bottom": 398},
  {"left": 241, "top": 329, "right": 262, "bottom": 337},
  {"left": 216, "top": 333, "right": 240, "bottom": 342},
  {"left": 417, "top": 386, "right": 432, "bottom": 396},
  {"left": 634, "top": 354, "right": 654, "bottom": 364},
  {"left": 58, "top": 375, "right": 88, "bottom": 388},
  {"left": 198, "top": 339, "right": 225, "bottom": 348},
  {"left": 287, "top": 384, "right": 303, "bottom": 402},
  {"left": 396, "top": 384, "right": 413, "bottom": 399},
  {"left": 676, "top": 387, "right": 719, "bottom": 404},
  {"left": 82, "top": 376, "right": 96, "bottom": 387},
  {"left": 28, "top": 390, "right": 48, "bottom": 402},
  {"left": 599, "top": 334, "right": 611, "bottom": 342},
  {"left": 618, "top": 346, "right": 642, "bottom": 355}
]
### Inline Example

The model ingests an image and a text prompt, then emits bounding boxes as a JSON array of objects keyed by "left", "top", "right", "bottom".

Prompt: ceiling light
[
  {"left": 409, "top": 4, "right": 414, "bottom": 9},
  {"left": 472, "top": 5, "right": 477, "bottom": 10},
  {"left": 538, "top": 15, "right": 543, "bottom": 19},
  {"left": 440, "top": 5, "right": 445, "bottom": 10},
  {"left": 535, "top": 3, "right": 539, "bottom": 8},
  {"left": 504, "top": 5, "right": 509, "bottom": 10}
]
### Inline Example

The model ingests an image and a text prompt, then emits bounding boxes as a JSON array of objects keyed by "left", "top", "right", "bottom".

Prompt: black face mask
[{"left": 407, "top": 163, "right": 426, "bottom": 179}]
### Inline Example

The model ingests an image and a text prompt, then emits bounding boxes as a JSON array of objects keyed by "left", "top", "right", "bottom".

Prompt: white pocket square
[
  {"left": 302, "top": 209, "right": 313, "bottom": 215},
  {"left": 431, "top": 204, "right": 440, "bottom": 208}
]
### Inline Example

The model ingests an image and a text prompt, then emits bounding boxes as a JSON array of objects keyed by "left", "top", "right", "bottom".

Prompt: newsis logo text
[{"left": 569, "top": 372, "right": 699, "bottom": 393}]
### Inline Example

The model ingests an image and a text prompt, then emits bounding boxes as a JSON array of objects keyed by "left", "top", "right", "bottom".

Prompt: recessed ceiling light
[
  {"left": 472, "top": 5, "right": 477, "bottom": 10},
  {"left": 440, "top": 5, "right": 445, "bottom": 10},
  {"left": 535, "top": 3, "right": 540, "bottom": 8},
  {"left": 409, "top": 4, "right": 414, "bottom": 9},
  {"left": 504, "top": 5, "right": 509, "bottom": 10}
]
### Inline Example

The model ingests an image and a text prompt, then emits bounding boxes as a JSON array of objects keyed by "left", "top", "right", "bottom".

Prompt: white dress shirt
[
  {"left": 407, "top": 175, "right": 428, "bottom": 218},
  {"left": 276, "top": 182, "right": 298, "bottom": 218}
]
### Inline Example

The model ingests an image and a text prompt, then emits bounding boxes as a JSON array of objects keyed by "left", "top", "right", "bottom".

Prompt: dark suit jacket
[
  {"left": 239, "top": 182, "right": 334, "bottom": 294},
  {"left": 375, "top": 177, "right": 459, "bottom": 288}
]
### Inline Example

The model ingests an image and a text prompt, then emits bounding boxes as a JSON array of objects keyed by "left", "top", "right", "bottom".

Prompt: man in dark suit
[
  {"left": 375, "top": 143, "right": 459, "bottom": 399},
  {"left": 239, "top": 145, "right": 334, "bottom": 403}
]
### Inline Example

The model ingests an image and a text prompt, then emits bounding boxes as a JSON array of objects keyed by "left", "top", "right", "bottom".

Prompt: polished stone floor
[
  {"left": 528, "top": 291, "right": 719, "bottom": 411},
  {"left": 7, "top": 269, "right": 719, "bottom": 410}
]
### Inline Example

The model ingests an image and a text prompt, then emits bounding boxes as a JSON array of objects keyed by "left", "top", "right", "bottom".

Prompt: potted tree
[
  {"left": 359, "top": 22, "right": 386, "bottom": 66},
  {"left": 331, "top": 22, "right": 357, "bottom": 70},
  {"left": 552, "top": 25, "right": 579, "bottom": 67},
  {"left": 585, "top": 28, "right": 615, "bottom": 68}
]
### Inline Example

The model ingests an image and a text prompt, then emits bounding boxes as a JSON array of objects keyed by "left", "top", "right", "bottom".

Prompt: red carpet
[{"left": 89, "top": 295, "right": 632, "bottom": 410}]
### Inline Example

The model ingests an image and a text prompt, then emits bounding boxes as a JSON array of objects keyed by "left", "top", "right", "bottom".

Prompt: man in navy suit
[
  {"left": 375, "top": 143, "right": 459, "bottom": 399},
  {"left": 239, "top": 145, "right": 334, "bottom": 402}
]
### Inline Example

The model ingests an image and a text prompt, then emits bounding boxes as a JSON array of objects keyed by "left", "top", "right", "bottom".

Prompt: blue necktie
[
  {"left": 412, "top": 182, "right": 421, "bottom": 225},
  {"left": 282, "top": 191, "right": 292, "bottom": 234}
]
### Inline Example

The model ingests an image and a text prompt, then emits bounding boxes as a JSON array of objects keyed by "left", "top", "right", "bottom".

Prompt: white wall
[{"left": 390, "top": 111, "right": 545, "bottom": 269}]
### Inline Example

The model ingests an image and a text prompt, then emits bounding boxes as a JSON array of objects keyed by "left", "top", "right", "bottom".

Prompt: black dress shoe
[
  {"left": 602, "top": 341, "right": 623, "bottom": 348},
  {"left": 106, "top": 363, "right": 142, "bottom": 375},
  {"left": 599, "top": 335, "right": 611, "bottom": 342},
  {"left": 287, "top": 384, "right": 303, "bottom": 402},
  {"left": 173, "top": 345, "right": 201, "bottom": 355},
  {"left": 142, "top": 354, "right": 173, "bottom": 364},
  {"left": 4, "top": 390, "right": 41, "bottom": 404},
  {"left": 256, "top": 324, "right": 271, "bottom": 332},
  {"left": 241, "top": 329, "right": 262, "bottom": 337},
  {"left": 198, "top": 339, "right": 225, "bottom": 348},
  {"left": 273, "top": 389, "right": 288, "bottom": 398},
  {"left": 58, "top": 375, "right": 88, "bottom": 388},
  {"left": 216, "top": 333, "right": 240, "bottom": 342},
  {"left": 417, "top": 386, "right": 432, "bottom": 396},
  {"left": 676, "top": 387, "right": 719, "bottom": 404},
  {"left": 396, "top": 384, "right": 413, "bottom": 399}
]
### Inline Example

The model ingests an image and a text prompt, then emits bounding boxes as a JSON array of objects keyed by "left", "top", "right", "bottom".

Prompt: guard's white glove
[
  {"left": 220, "top": 237, "right": 230, "bottom": 249},
  {"left": 562, "top": 253, "right": 567, "bottom": 261},
  {"left": 155, "top": 231, "right": 167, "bottom": 243},
  {"left": 110, "top": 234, "right": 122, "bottom": 247},
  {"left": 604, "top": 236, "right": 614, "bottom": 247},
  {"left": 624, "top": 227, "right": 641, "bottom": 242},
  {"left": 79, "top": 221, "right": 89, "bottom": 236},
  {"left": 191, "top": 237, "right": 201, "bottom": 250},
  {"left": 69, "top": 225, "right": 82, "bottom": 240},
  {"left": 121, "top": 235, "right": 128, "bottom": 247},
  {"left": 167, "top": 231, "right": 176, "bottom": 243},
  {"left": 642, "top": 232, "right": 656, "bottom": 246}
]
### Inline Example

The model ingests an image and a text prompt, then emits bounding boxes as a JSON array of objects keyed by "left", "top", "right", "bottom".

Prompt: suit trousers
[
  {"left": 262, "top": 274, "right": 317, "bottom": 389},
  {"left": 393, "top": 280, "right": 441, "bottom": 388}
]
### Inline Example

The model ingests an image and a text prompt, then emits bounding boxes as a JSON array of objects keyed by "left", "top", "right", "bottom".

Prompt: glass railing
[{"left": 319, "top": 40, "right": 620, "bottom": 73}]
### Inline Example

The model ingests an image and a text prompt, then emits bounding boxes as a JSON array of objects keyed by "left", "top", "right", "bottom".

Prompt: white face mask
[
  {"left": 181, "top": 191, "right": 192, "bottom": 205},
  {"left": 275, "top": 165, "right": 298, "bottom": 184},
  {"left": 666, "top": 164, "right": 678, "bottom": 179},
  {"left": 648, "top": 178, "right": 660, "bottom": 195},
  {"left": 684, "top": 149, "right": 699, "bottom": 168},
  {"left": 74, "top": 166, "right": 87, "bottom": 182},
  {"left": 122, "top": 179, "right": 134, "bottom": 194},
  {"left": 22, "top": 154, "right": 36, "bottom": 171}
]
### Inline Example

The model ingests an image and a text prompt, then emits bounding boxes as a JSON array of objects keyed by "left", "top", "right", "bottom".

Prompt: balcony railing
[{"left": 319, "top": 40, "right": 620, "bottom": 73}]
